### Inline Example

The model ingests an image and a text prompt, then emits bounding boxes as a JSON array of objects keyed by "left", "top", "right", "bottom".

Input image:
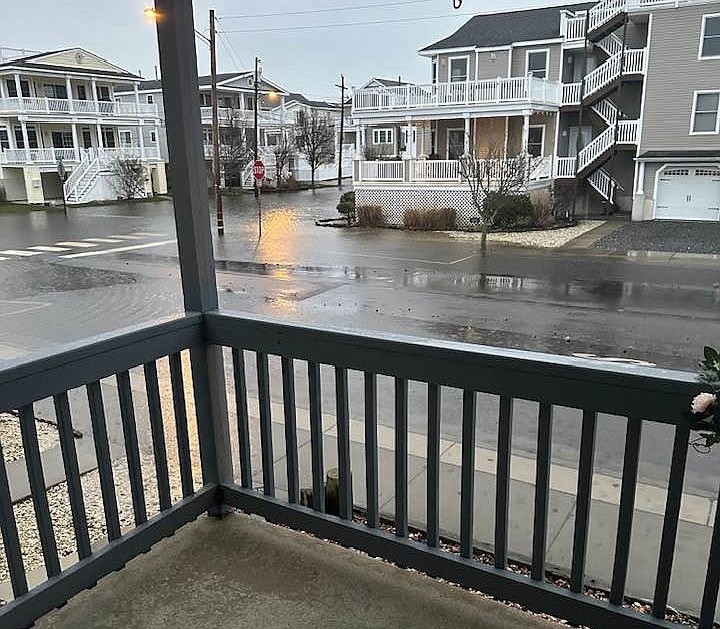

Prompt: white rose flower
[{"left": 691, "top": 392, "right": 717, "bottom": 415}]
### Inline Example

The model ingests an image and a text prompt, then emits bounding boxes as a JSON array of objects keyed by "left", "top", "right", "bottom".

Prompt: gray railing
[{"left": 0, "top": 310, "right": 718, "bottom": 628}]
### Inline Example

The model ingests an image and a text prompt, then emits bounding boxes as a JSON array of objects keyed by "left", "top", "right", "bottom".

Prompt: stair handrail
[
  {"left": 63, "top": 149, "right": 95, "bottom": 200},
  {"left": 577, "top": 126, "right": 615, "bottom": 172}
]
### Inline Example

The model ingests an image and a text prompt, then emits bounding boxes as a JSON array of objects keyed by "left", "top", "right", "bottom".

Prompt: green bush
[
  {"left": 403, "top": 207, "right": 457, "bottom": 231},
  {"left": 336, "top": 190, "right": 355, "bottom": 221},
  {"left": 485, "top": 192, "right": 534, "bottom": 229},
  {"left": 356, "top": 205, "right": 385, "bottom": 227}
]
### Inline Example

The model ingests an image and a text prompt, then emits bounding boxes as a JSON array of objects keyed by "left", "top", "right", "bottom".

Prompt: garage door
[{"left": 655, "top": 167, "right": 720, "bottom": 221}]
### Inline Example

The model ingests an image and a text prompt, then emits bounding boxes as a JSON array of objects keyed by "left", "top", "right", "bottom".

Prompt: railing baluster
[
  {"left": 308, "top": 361, "right": 325, "bottom": 512},
  {"left": 87, "top": 382, "right": 121, "bottom": 540},
  {"left": 53, "top": 392, "right": 91, "bottom": 559},
  {"left": 281, "top": 357, "right": 299, "bottom": 504},
  {"left": 700, "top": 476, "right": 720, "bottom": 628},
  {"left": 335, "top": 367, "right": 352, "bottom": 520},
  {"left": 460, "top": 390, "right": 477, "bottom": 558},
  {"left": 256, "top": 352, "right": 275, "bottom": 496},
  {"left": 232, "top": 348, "right": 252, "bottom": 488},
  {"left": 0, "top": 439, "right": 28, "bottom": 597},
  {"left": 570, "top": 410, "right": 597, "bottom": 592},
  {"left": 652, "top": 421, "right": 690, "bottom": 618},
  {"left": 144, "top": 362, "right": 172, "bottom": 511},
  {"left": 364, "top": 372, "right": 379, "bottom": 528},
  {"left": 609, "top": 417, "right": 642, "bottom": 604},
  {"left": 494, "top": 396, "right": 513, "bottom": 568},
  {"left": 169, "top": 352, "right": 194, "bottom": 497},
  {"left": 394, "top": 377, "right": 409, "bottom": 538},
  {"left": 427, "top": 383, "right": 441, "bottom": 547},
  {"left": 531, "top": 403, "right": 553, "bottom": 581},
  {"left": 116, "top": 371, "right": 147, "bottom": 526}
]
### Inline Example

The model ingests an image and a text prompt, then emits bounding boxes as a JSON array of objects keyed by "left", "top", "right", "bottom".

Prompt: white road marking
[
  {"left": 0, "top": 257, "right": 8, "bottom": 261},
  {"left": 108, "top": 234, "right": 148, "bottom": 240},
  {"left": 27, "top": 245, "right": 71, "bottom": 252},
  {"left": 0, "top": 300, "right": 49, "bottom": 318},
  {"left": 0, "top": 250, "right": 41, "bottom": 256},
  {"left": 82, "top": 237, "right": 125, "bottom": 244},
  {"left": 130, "top": 232, "right": 166, "bottom": 237},
  {"left": 55, "top": 241, "right": 97, "bottom": 248},
  {"left": 59, "top": 239, "right": 176, "bottom": 259}
]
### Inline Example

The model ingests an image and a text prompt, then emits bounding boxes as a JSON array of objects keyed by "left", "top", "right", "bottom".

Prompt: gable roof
[
  {"left": 285, "top": 92, "right": 340, "bottom": 110},
  {"left": 362, "top": 77, "right": 411, "bottom": 88},
  {"left": 420, "top": 2, "right": 594, "bottom": 53},
  {"left": 128, "top": 72, "right": 287, "bottom": 94},
  {"left": 0, "top": 47, "right": 139, "bottom": 79}
]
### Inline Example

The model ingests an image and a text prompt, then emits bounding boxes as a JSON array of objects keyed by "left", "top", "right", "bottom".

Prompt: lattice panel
[{"left": 355, "top": 187, "right": 481, "bottom": 227}]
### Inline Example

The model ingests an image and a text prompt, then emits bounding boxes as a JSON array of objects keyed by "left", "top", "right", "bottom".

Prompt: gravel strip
[
  {"left": 592, "top": 221, "right": 720, "bottom": 254},
  {"left": 1, "top": 412, "right": 60, "bottom": 463},
  {"left": 447, "top": 221, "right": 605, "bottom": 249}
]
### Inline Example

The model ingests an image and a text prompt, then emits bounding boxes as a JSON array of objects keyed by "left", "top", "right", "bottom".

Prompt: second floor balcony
[
  {"left": 352, "top": 76, "right": 563, "bottom": 119},
  {"left": 0, "top": 96, "right": 159, "bottom": 118},
  {"left": 0, "top": 145, "right": 161, "bottom": 166}
]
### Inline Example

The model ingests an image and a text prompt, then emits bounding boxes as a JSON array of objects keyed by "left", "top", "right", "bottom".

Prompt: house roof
[
  {"left": 420, "top": 2, "right": 594, "bottom": 52},
  {"left": 128, "top": 72, "right": 287, "bottom": 94},
  {"left": 0, "top": 47, "right": 140, "bottom": 79},
  {"left": 285, "top": 92, "right": 340, "bottom": 110},
  {"left": 370, "top": 77, "right": 411, "bottom": 87}
]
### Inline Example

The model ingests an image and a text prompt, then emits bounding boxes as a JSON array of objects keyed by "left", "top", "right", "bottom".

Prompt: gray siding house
[{"left": 351, "top": 0, "right": 720, "bottom": 224}]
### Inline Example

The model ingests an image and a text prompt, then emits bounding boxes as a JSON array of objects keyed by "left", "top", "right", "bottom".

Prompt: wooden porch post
[
  {"left": 154, "top": 0, "right": 233, "bottom": 493},
  {"left": 463, "top": 115, "right": 471, "bottom": 155}
]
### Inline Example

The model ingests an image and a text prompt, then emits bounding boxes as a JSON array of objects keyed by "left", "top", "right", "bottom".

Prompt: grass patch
[{"left": 0, "top": 201, "right": 48, "bottom": 214}]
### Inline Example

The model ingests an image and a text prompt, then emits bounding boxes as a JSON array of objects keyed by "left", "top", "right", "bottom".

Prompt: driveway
[{"left": 592, "top": 220, "right": 720, "bottom": 254}]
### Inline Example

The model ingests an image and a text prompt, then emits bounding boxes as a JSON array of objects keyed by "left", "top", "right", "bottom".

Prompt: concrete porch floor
[{"left": 35, "top": 512, "right": 560, "bottom": 629}]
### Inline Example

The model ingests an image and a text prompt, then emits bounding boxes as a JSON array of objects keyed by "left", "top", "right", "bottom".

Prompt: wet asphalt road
[{"left": 1, "top": 188, "right": 719, "bottom": 495}]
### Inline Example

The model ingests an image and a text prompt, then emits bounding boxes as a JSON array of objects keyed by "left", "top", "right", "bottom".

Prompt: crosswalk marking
[
  {"left": 0, "top": 250, "right": 41, "bottom": 256},
  {"left": 0, "top": 257, "right": 8, "bottom": 261},
  {"left": 130, "top": 232, "right": 166, "bottom": 237},
  {"left": 60, "top": 239, "right": 176, "bottom": 259},
  {"left": 28, "top": 245, "right": 71, "bottom": 252},
  {"left": 109, "top": 234, "right": 150, "bottom": 240},
  {"left": 55, "top": 241, "right": 98, "bottom": 248},
  {"left": 82, "top": 238, "right": 125, "bottom": 244}
]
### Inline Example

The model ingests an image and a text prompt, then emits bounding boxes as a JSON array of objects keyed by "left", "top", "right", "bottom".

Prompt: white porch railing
[
  {"left": 582, "top": 48, "right": 646, "bottom": 100},
  {"left": 588, "top": 0, "right": 626, "bottom": 33},
  {"left": 0, "top": 147, "right": 80, "bottom": 164},
  {"left": 359, "top": 160, "right": 404, "bottom": 181},
  {"left": 411, "top": 160, "right": 462, "bottom": 182},
  {"left": 616, "top": 119, "right": 639, "bottom": 143},
  {"left": 563, "top": 83, "right": 582, "bottom": 105},
  {"left": 563, "top": 15, "right": 587, "bottom": 40},
  {"left": 0, "top": 97, "right": 158, "bottom": 117},
  {"left": 554, "top": 157, "right": 577, "bottom": 178},
  {"left": 96, "top": 146, "right": 161, "bottom": 160},
  {"left": 352, "top": 76, "right": 563, "bottom": 113}
]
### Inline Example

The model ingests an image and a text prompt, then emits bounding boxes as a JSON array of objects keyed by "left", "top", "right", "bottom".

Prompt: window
[
  {"left": 0, "top": 128, "right": 9, "bottom": 150},
  {"left": 449, "top": 56, "right": 468, "bottom": 82},
  {"left": 97, "top": 85, "right": 111, "bottom": 101},
  {"left": 246, "top": 95, "right": 255, "bottom": 110},
  {"left": 372, "top": 128, "right": 393, "bottom": 144},
  {"left": 527, "top": 50, "right": 549, "bottom": 79},
  {"left": 150, "top": 130, "right": 157, "bottom": 143},
  {"left": 6, "top": 79, "right": 30, "bottom": 97},
  {"left": 81, "top": 128, "right": 92, "bottom": 148},
  {"left": 44, "top": 84, "right": 68, "bottom": 99},
  {"left": 447, "top": 128, "right": 465, "bottom": 159},
  {"left": 120, "top": 130, "right": 133, "bottom": 145},
  {"left": 202, "top": 128, "right": 212, "bottom": 145},
  {"left": 14, "top": 126, "right": 38, "bottom": 149},
  {"left": 199, "top": 92, "right": 211, "bottom": 107},
  {"left": 77, "top": 85, "right": 87, "bottom": 100},
  {"left": 101, "top": 127, "right": 116, "bottom": 148},
  {"left": 700, "top": 14, "right": 720, "bottom": 58},
  {"left": 147, "top": 94, "right": 154, "bottom": 104},
  {"left": 527, "top": 126, "right": 545, "bottom": 157},
  {"left": 691, "top": 91, "right": 720, "bottom": 133},
  {"left": 51, "top": 131, "right": 74, "bottom": 148}
]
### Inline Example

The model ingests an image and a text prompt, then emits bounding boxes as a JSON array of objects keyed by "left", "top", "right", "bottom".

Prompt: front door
[
  {"left": 401, "top": 127, "right": 417, "bottom": 158},
  {"left": 447, "top": 129, "right": 465, "bottom": 159},
  {"left": 82, "top": 129, "right": 92, "bottom": 149},
  {"left": 568, "top": 126, "right": 593, "bottom": 157}
]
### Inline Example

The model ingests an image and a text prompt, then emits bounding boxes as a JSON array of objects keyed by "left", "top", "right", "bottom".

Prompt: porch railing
[
  {"left": 0, "top": 97, "right": 158, "bottom": 117},
  {"left": 352, "top": 76, "right": 563, "bottom": 113},
  {"left": 554, "top": 156, "right": 577, "bottom": 178},
  {"left": 0, "top": 147, "right": 81, "bottom": 164}
]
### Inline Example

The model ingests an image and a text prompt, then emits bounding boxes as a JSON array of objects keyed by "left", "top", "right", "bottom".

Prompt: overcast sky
[{"left": 4, "top": 0, "right": 540, "bottom": 100}]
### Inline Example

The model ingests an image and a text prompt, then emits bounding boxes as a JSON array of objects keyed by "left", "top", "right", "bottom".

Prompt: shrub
[
  {"left": 283, "top": 174, "right": 299, "bottom": 189},
  {"left": 403, "top": 207, "right": 457, "bottom": 231},
  {"left": 362, "top": 145, "right": 381, "bottom": 161},
  {"left": 336, "top": 191, "right": 356, "bottom": 222},
  {"left": 529, "top": 188, "right": 555, "bottom": 228},
  {"left": 356, "top": 205, "right": 385, "bottom": 227},
  {"left": 485, "top": 192, "right": 534, "bottom": 229}
]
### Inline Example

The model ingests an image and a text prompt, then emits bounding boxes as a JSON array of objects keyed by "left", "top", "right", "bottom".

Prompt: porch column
[
  {"left": 134, "top": 82, "right": 141, "bottom": 105},
  {"left": 463, "top": 115, "right": 471, "bottom": 155},
  {"left": 14, "top": 74, "right": 22, "bottom": 99},
  {"left": 65, "top": 75, "right": 74, "bottom": 112},
  {"left": 91, "top": 77, "right": 99, "bottom": 112},
  {"left": 96, "top": 122, "right": 104, "bottom": 148},
  {"left": 522, "top": 113, "right": 531, "bottom": 154},
  {"left": 359, "top": 124, "right": 366, "bottom": 155},
  {"left": 0, "top": 79, "right": 5, "bottom": 99},
  {"left": 71, "top": 123, "right": 79, "bottom": 161},
  {"left": 138, "top": 122, "right": 145, "bottom": 157},
  {"left": 19, "top": 119, "right": 30, "bottom": 162},
  {"left": 154, "top": 0, "right": 233, "bottom": 488},
  {"left": 635, "top": 161, "right": 645, "bottom": 195}
]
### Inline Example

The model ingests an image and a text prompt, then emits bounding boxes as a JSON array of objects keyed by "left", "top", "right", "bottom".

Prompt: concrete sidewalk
[
  {"left": 36, "top": 513, "right": 561, "bottom": 629},
  {"left": 242, "top": 395, "right": 717, "bottom": 621}
]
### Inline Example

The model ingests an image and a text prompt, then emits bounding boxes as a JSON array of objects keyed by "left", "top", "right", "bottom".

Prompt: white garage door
[{"left": 655, "top": 167, "right": 720, "bottom": 221}]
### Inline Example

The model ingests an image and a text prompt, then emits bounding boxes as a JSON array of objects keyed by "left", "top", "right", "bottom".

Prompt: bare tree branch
[
  {"left": 108, "top": 158, "right": 146, "bottom": 200},
  {"left": 272, "top": 129, "right": 294, "bottom": 185},
  {"left": 295, "top": 110, "right": 335, "bottom": 188},
  {"left": 218, "top": 107, "right": 253, "bottom": 187}
]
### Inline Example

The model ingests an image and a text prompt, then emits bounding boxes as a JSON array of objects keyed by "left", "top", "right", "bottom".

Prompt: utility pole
[
  {"left": 254, "top": 56, "right": 260, "bottom": 199},
  {"left": 209, "top": 8, "right": 224, "bottom": 235},
  {"left": 335, "top": 74, "right": 345, "bottom": 186}
]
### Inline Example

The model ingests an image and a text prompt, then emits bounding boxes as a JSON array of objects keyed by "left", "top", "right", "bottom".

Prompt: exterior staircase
[
  {"left": 587, "top": 0, "right": 627, "bottom": 40},
  {"left": 64, "top": 150, "right": 101, "bottom": 204}
]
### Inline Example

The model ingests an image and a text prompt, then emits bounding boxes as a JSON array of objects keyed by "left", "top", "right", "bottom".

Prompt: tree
[
  {"left": 458, "top": 142, "right": 539, "bottom": 250},
  {"left": 218, "top": 107, "right": 253, "bottom": 188},
  {"left": 294, "top": 109, "right": 335, "bottom": 188},
  {"left": 108, "top": 157, "right": 146, "bottom": 200},
  {"left": 272, "top": 129, "right": 294, "bottom": 186}
]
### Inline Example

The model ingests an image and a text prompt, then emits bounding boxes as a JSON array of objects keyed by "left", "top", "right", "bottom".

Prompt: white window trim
[
  {"left": 698, "top": 13, "right": 720, "bottom": 60},
  {"left": 446, "top": 127, "right": 465, "bottom": 159},
  {"left": 689, "top": 90, "right": 720, "bottom": 135},
  {"left": 528, "top": 124, "right": 546, "bottom": 156},
  {"left": 119, "top": 129, "right": 133, "bottom": 145},
  {"left": 448, "top": 55, "right": 470, "bottom": 82},
  {"left": 526, "top": 48, "right": 550, "bottom": 78},
  {"left": 372, "top": 128, "right": 394, "bottom": 144}
]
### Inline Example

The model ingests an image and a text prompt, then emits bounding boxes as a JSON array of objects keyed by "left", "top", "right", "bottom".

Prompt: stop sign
[{"left": 253, "top": 160, "right": 265, "bottom": 181}]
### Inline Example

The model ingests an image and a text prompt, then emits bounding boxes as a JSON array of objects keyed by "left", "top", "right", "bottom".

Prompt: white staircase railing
[
  {"left": 588, "top": 0, "right": 626, "bottom": 34},
  {"left": 583, "top": 48, "right": 646, "bottom": 100},
  {"left": 63, "top": 150, "right": 95, "bottom": 202},
  {"left": 562, "top": 83, "right": 582, "bottom": 105},
  {"left": 588, "top": 168, "right": 618, "bottom": 203},
  {"left": 577, "top": 127, "right": 615, "bottom": 172},
  {"left": 616, "top": 119, "right": 639, "bottom": 143},
  {"left": 591, "top": 98, "right": 618, "bottom": 125},
  {"left": 597, "top": 33, "right": 624, "bottom": 56}
]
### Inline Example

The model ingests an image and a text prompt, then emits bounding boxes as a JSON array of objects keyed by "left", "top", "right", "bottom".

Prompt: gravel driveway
[{"left": 592, "top": 220, "right": 720, "bottom": 254}]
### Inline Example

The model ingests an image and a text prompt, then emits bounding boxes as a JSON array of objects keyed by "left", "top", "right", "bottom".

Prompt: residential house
[
  {"left": 0, "top": 47, "right": 165, "bottom": 204},
  {"left": 351, "top": 0, "right": 720, "bottom": 224}
]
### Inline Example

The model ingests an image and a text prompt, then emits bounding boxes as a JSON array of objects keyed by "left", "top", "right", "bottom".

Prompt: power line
[
  {"left": 219, "top": 0, "right": 435, "bottom": 20},
  {"left": 222, "top": 12, "right": 477, "bottom": 34},
  {"left": 217, "top": 28, "right": 247, "bottom": 69}
]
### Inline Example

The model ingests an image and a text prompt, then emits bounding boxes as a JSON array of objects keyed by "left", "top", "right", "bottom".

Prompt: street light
[{"left": 143, "top": 7, "right": 160, "bottom": 21}]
